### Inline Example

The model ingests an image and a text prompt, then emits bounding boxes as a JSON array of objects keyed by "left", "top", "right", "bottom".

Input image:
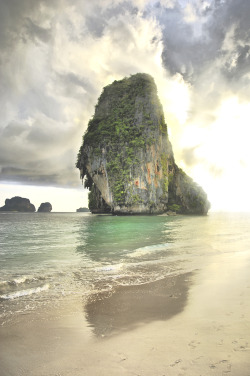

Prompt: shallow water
[{"left": 1, "top": 211, "right": 250, "bottom": 325}]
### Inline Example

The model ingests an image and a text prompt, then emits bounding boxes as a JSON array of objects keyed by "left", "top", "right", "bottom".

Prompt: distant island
[
  {"left": 0, "top": 197, "right": 53, "bottom": 213},
  {"left": 76, "top": 207, "right": 90, "bottom": 212},
  {"left": 77, "top": 73, "right": 210, "bottom": 215},
  {"left": 38, "top": 202, "right": 52, "bottom": 212},
  {"left": 0, "top": 196, "right": 36, "bottom": 212}
]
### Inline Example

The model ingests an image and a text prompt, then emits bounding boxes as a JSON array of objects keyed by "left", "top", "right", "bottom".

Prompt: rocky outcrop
[
  {"left": 76, "top": 207, "right": 90, "bottom": 212},
  {"left": 0, "top": 196, "right": 36, "bottom": 212},
  {"left": 77, "top": 73, "right": 210, "bottom": 215},
  {"left": 37, "top": 202, "right": 52, "bottom": 212}
]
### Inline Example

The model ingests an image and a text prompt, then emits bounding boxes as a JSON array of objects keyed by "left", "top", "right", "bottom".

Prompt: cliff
[
  {"left": 0, "top": 196, "right": 36, "bottom": 212},
  {"left": 37, "top": 202, "right": 52, "bottom": 212},
  {"left": 77, "top": 73, "right": 210, "bottom": 215}
]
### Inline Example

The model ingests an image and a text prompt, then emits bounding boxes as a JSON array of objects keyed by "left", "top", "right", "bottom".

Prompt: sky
[{"left": 0, "top": 0, "right": 250, "bottom": 212}]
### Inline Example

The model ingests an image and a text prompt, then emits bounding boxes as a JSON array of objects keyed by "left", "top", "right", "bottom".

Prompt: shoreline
[{"left": 1, "top": 250, "right": 250, "bottom": 375}]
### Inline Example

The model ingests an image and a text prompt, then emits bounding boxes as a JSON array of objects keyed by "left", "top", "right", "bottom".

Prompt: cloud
[
  {"left": 23, "top": 17, "right": 52, "bottom": 44},
  {"left": 181, "top": 145, "right": 201, "bottom": 167},
  {"left": 149, "top": 0, "right": 250, "bottom": 98}
]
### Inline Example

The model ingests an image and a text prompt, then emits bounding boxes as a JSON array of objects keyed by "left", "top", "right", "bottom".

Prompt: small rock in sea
[
  {"left": 166, "top": 211, "right": 177, "bottom": 216},
  {"left": 37, "top": 202, "right": 52, "bottom": 212}
]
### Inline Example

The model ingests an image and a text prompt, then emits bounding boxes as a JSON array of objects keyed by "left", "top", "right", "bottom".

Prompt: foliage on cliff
[{"left": 77, "top": 73, "right": 165, "bottom": 150}]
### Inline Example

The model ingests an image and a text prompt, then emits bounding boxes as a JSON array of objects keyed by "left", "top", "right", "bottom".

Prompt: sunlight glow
[
  {"left": 180, "top": 97, "right": 250, "bottom": 211},
  {"left": 160, "top": 73, "right": 190, "bottom": 126}
]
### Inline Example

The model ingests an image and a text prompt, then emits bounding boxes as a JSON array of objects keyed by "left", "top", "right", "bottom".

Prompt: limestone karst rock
[
  {"left": 76, "top": 207, "right": 90, "bottom": 212},
  {"left": 37, "top": 202, "right": 52, "bottom": 212},
  {"left": 0, "top": 196, "right": 36, "bottom": 212},
  {"left": 77, "top": 73, "right": 210, "bottom": 215}
]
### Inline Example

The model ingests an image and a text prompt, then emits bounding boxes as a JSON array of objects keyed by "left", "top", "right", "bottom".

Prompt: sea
[{"left": 1, "top": 211, "right": 250, "bottom": 326}]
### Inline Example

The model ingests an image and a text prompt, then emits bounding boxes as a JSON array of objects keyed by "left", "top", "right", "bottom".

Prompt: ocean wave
[
  {"left": 0, "top": 283, "right": 50, "bottom": 300},
  {"left": 12, "top": 276, "right": 32, "bottom": 285},
  {"left": 127, "top": 243, "right": 170, "bottom": 258},
  {"left": 0, "top": 275, "right": 33, "bottom": 287},
  {"left": 95, "top": 263, "right": 124, "bottom": 272},
  {"left": 0, "top": 275, "right": 46, "bottom": 288}
]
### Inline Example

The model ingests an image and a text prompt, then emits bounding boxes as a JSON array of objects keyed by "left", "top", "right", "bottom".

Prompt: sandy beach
[{"left": 1, "top": 249, "right": 250, "bottom": 376}]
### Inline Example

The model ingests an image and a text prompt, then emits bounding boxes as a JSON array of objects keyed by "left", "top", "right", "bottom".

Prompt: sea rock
[
  {"left": 76, "top": 207, "right": 90, "bottom": 212},
  {"left": 0, "top": 196, "right": 36, "bottom": 212},
  {"left": 37, "top": 202, "right": 52, "bottom": 212},
  {"left": 76, "top": 73, "right": 210, "bottom": 215}
]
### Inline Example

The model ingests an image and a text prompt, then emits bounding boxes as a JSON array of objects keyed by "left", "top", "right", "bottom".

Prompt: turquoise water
[{"left": 1, "top": 212, "right": 250, "bottom": 324}]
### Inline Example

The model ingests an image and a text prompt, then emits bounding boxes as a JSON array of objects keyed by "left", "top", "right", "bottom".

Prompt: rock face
[
  {"left": 0, "top": 196, "right": 36, "bottom": 212},
  {"left": 37, "top": 202, "right": 52, "bottom": 212},
  {"left": 77, "top": 73, "right": 210, "bottom": 215}
]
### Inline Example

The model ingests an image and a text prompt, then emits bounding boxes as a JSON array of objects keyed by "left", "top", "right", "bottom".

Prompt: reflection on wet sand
[{"left": 84, "top": 272, "right": 193, "bottom": 337}]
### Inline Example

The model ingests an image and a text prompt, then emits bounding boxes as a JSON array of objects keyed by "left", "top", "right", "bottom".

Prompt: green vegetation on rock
[{"left": 81, "top": 74, "right": 162, "bottom": 149}]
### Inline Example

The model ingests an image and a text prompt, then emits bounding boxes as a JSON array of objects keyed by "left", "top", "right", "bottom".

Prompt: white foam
[
  {"left": 0, "top": 284, "right": 49, "bottom": 300},
  {"left": 127, "top": 243, "right": 170, "bottom": 258},
  {"left": 95, "top": 263, "right": 123, "bottom": 272},
  {"left": 13, "top": 276, "right": 31, "bottom": 285}
]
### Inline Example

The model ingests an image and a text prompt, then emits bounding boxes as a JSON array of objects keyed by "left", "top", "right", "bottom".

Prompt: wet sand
[
  {"left": 85, "top": 272, "right": 191, "bottom": 337},
  {"left": 1, "top": 250, "right": 250, "bottom": 376}
]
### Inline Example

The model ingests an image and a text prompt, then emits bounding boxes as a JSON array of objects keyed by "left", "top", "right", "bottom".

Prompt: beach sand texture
[{"left": 1, "top": 250, "right": 250, "bottom": 376}]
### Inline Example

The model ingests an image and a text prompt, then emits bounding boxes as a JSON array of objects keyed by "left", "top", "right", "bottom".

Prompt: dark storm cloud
[
  {"left": 148, "top": 0, "right": 250, "bottom": 87},
  {"left": 1, "top": 122, "right": 28, "bottom": 138},
  {"left": 0, "top": 167, "right": 79, "bottom": 187},
  {"left": 0, "top": 167, "right": 55, "bottom": 184},
  {"left": 0, "top": 0, "right": 59, "bottom": 48},
  {"left": 148, "top": 2, "right": 217, "bottom": 81},
  {"left": 206, "top": 0, "right": 250, "bottom": 84},
  {"left": 142, "top": 0, "right": 250, "bottom": 142},
  {"left": 56, "top": 72, "right": 98, "bottom": 100},
  {"left": 24, "top": 18, "right": 52, "bottom": 43}
]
